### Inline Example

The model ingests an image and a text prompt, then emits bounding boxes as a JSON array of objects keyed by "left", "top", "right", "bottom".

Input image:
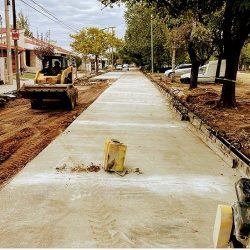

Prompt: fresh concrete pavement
[{"left": 0, "top": 70, "right": 240, "bottom": 247}]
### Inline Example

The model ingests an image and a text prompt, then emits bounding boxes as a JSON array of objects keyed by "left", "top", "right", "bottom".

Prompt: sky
[{"left": 0, "top": 0, "right": 126, "bottom": 50}]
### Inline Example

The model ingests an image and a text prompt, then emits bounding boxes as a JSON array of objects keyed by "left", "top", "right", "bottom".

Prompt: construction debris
[
  {"left": 134, "top": 167, "right": 143, "bottom": 175},
  {"left": 0, "top": 92, "right": 17, "bottom": 108},
  {"left": 55, "top": 162, "right": 101, "bottom": 173},
  {"left": 0, "top": 98, "right": 6, "bottom": 107},
  {"left": 71, "top": 163, "right": 101, "bottom": 173}
]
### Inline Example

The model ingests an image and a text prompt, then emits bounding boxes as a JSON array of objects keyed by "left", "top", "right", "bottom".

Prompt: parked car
[
  {"left": 164, "top": 64, "right": 192, "bottom": 78},
  {"left": 122, "top": 64, "right": 129, "bottom": 71},
  {"left": 155, "top": 66, "right": 172, "bottom": 73},
  {"left": 180, "top": 60, "right": 226, "bottom": 84},
  {"left": 115, "top": 64, "right": 123, "bottom": 70}
]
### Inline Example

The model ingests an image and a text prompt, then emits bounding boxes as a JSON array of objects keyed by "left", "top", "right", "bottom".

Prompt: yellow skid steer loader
[{"left": 19, "top": 56, "right": 78, "bottom": 110}]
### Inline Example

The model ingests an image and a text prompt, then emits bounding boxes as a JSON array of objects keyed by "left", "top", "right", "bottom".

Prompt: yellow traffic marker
[
  {"left": 213, "top": 204, "right": 233, "bottom": 248},
  {"left": 104, "top": 139, "right": 127, "bottom": 172}
]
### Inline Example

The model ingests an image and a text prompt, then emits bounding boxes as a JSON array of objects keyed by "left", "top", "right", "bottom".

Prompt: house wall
[
  {"left": 24, "top": 50, "right": 42, "bottom": 73},
  {"left": 0, "top": 57, "right": 5, "bottom": 83}
]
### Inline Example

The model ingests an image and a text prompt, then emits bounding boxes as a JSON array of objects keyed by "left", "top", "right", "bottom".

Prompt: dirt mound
[{"left": 149, "top": 74, "right": 250, "bottom": 160}]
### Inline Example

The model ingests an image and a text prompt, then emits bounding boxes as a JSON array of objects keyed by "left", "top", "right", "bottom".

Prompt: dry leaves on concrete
[{"left": 56, "top": 162, "right": 101, "bottom": 173}]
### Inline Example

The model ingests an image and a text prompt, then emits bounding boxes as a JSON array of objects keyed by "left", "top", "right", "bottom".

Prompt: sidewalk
[
  {"left": 0, "top": 79, "right": 31, "bottom": 94},
  {"left": 0, "top": 70, "right": 239, "bottom": 247}
]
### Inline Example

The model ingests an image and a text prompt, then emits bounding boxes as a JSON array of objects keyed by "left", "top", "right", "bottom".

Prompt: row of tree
[
  {"left": 99, "top": 0, "right": 250, "bottom": 108},
  {"left": 70, "top": 28, "right": 123, "bottom": 74}
]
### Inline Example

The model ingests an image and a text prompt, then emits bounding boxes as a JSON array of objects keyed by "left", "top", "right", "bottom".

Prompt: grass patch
[
  {"left": 13, "top": 72, "right": 36, "bottom": 80},
  {"left": 21, "top": 72, "right": 36, "bottom": 80}
]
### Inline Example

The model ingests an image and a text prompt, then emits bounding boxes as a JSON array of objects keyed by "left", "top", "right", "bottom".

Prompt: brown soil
[
  {"left": 0, "top": 81, "right": 109, "bottom": 186},
  {"left": 149, "top": 74, "right": 250, "bottom": 160}
]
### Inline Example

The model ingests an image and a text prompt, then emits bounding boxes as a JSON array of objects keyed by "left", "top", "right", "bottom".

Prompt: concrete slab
[
  {"left": 0, "top": 79, "right": 29, "bottom": 94},
  {"left": 90, "top": 71, "right": 126, "bottom": 80},
  {"left": 0, "top": 70, "right": 239, "bottom": 247}
]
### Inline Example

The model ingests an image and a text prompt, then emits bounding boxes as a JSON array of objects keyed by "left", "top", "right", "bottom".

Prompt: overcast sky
[{"left": 0, "top": 0, "right": 126, "bottom": 50}]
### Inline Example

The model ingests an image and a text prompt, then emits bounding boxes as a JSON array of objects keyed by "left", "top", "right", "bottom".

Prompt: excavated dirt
[
  {"left": 149, "top": 74, "right": 250, "bottom": 159},
  {"left": 0, "top": 81, "right": 109, "bottom": 186}
]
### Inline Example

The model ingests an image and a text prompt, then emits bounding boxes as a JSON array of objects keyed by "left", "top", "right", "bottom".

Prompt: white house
[{"left": 0, "top": 28, "right": 72, "bottom": 83}]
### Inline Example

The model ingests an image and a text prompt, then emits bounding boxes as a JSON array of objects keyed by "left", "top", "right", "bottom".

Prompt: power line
[
  {"left": 18, "top": 0, "right": 79, "bottom": 33},
  {"left": 25, "top": 0, "right": 81, "bottom": 32},
  {"left": 20, "top": 0, "right": 79, "bottom": 33}
]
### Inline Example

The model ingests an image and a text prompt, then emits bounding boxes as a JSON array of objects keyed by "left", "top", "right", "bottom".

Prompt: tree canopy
[
  {"left": 17, "top": 11, "right": 33, "bottom": 38},
  {"left": 123, "top": 3, "right": 170, "bottom": 70},
  {"left": 70, "top": 27, "right": 123, "bottom": 73},
  {"left": 100, "top": 0, "right": 250, "bottom": 107}
]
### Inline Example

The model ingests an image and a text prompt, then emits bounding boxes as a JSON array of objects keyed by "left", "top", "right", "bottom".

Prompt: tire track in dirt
[
  {"left": 0, "top": 127, "right": 35, "bottom": 164},
  {"left": 0, "top": 136, "right": 53, "bottom": 185},
  {"left": 0, "top": 82, "right": 109, "bottom": 187}
]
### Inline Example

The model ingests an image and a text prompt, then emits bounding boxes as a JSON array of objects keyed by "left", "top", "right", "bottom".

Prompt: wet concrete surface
[{"left": 0, "top": 70, "right": 240, "bottom": 247}]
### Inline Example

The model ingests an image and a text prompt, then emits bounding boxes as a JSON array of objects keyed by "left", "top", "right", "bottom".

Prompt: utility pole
[
  {"left": 150, "top": 14, "right": 154, "bottom": 73},
  {"left": 0, "top": 15, "right": 3, "bottom": 58},
  {"left": 171, "top": 42, "right": 176, "bottom": 82},
  {"left": 109, "top": 26, "right": 115, "bottom": 68},
  {"left": 12, "top": 0, "right": 20, "bottom": 90},
  {"left": 4, "top": 0, "right": 13, "bottom": 85}
]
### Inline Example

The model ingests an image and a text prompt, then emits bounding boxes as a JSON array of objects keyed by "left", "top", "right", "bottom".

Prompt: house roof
[
  {"left": 1, "top": 28, "right": 71, "bottom": 55},
  {"left": 0, "top": 43, "right": 25, "bottom": 52},
  {"left": 25, "top": 37, "right": 72, "bottom": 55}
]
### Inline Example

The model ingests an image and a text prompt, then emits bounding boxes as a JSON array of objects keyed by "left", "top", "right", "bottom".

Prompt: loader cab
[{"left": 41, "top": 56, "right": 69, "bottom": 76}]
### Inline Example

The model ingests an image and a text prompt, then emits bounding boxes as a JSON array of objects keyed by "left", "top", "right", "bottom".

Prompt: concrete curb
[{"left": 149, "top": 76, "right": 250, "bottom": 178}]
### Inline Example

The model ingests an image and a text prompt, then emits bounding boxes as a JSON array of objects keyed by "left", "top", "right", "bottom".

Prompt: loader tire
[
  {"left": 31, "top": 99, "right": 42, "bottom": 109},
  {"left": 68, "top": 95, "right": 76, "bottom": 110}
]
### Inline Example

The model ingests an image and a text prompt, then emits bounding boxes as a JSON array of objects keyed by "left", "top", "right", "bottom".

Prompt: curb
[{"left": 149, "top": 75, "right": 250, "bottom": 177}]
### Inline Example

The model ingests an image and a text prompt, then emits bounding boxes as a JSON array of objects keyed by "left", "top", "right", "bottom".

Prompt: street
[{"left": 0, "top": 70, "right": 240, "bottom": 247}]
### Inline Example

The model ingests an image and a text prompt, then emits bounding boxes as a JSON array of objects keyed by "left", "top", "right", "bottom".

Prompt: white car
[
  {"left": 164, "top": 64, "right": 192, "bottom": 78},
  {"left": 180, "top": 60, "right": 226, "bottom": 84},
  {"left": 122, "top": 64, "right": 129, "bottom": 71},
  {"left": 115, "top": 64, "right": 122, "bottom": 70}
]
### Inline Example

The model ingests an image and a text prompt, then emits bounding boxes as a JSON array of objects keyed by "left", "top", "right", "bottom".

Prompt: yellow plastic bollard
[
  {"left": 104, "top": 139, "right": 127, "bottom": 172},
  {"left": 213, "top": 204, "right": 233, "bottom": 248}
]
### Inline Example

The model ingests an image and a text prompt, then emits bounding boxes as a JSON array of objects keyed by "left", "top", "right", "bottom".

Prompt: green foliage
[
  {"left": 70, "top": 27, "right": 122, "bottom": 57},
  {"left": 239, "top": 42, "right": 250, "bottom": 69},
  {"left": 189, "top": 21, "right": 215, "bottom": 63},
  {"left": 73, "top": 56, "right": 82, "bottom": 68},
  {"left": 70, "top": 27, "right": 123, "bottom": 73},
  {"left": 123, "top": 4, "right": 170, "bottom": 69},
  {"left": 17, "top": 11, "right": 33, "bottom": 38}
]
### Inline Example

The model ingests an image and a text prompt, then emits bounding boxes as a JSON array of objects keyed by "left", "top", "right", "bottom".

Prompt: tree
[
  {"left": 70, "top": 27, "right": 122, "bottom": 73},
  {"left": 100, "top": 0, "right": 250, "bottom": 107},
  {"left": 167, "top": 18, "right": 216, "bottom": 88},
  {"left": 218, "top": 0, "right": 250, "bottom": 107},
  {"left": 239, "top": 42, "right": 250, "bottom": 70},
  {"left": 17, "top": 11, "right": 33, "bottom": 37},
  {"left": 34, "top": 33, "right": 54, "bottom": 60},
  {"left": 123, "top": 4, "right": 170, "bottom": 70},
  {"left": 33, "top": 45, "right": 54, "bottom": 60}
]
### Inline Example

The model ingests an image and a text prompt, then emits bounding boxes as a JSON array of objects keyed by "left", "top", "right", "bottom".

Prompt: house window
[{"left": 26, "top": 50, "right": 31, "bottom": 66}]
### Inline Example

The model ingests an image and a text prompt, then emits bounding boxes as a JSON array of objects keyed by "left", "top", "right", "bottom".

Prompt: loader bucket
[{"left": 19, "top": 83, "right": 78, "bottom": 110}]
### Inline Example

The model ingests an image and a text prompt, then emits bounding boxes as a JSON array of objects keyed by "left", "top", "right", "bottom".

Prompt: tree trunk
[
  {"left": 190, "top": 61, "right": 199, "bottom": 89},
  {"left": 188, "top": 42, "right": 199, "bottom": 89},
  {"left": 219, "top": 49, "right": 240, "bottom": 107},
  {"left": 215, "top": 56, "right": 222, "bottom": 79},
  {"left": 95, "top": 55, "right": 99, "bottom": 74},
  {"left": 219, "top": 34, "right": 246, "bottom": 107},
  {"left": 218, "top": 0, "right": 250, "bottom": 108}
]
